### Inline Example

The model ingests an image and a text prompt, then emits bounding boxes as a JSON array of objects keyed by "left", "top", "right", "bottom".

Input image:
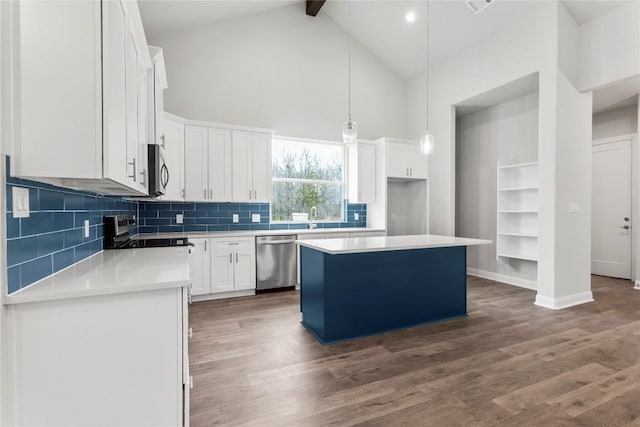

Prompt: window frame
[{"left": 270, "top": 136, "right": 346, "bottom": 224}]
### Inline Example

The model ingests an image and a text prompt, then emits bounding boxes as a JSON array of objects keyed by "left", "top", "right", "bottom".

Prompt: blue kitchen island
[{"left": 297, "top": 234, "right": 491, "bottom": 345}]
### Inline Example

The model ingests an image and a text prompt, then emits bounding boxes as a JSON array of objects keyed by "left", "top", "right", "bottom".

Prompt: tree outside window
[{"left": 272, "top": 138, "right": 344, "bottom": 222}]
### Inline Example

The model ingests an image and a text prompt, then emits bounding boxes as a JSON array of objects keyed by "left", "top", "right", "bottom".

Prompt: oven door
[{"left": 148, "top": 144, "right": 167, "bottom": 197}]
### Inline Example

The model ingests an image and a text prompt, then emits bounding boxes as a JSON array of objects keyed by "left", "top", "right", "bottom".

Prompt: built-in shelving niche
[{"left": 496, "top": 161, "right": 539, "bottom": 262}]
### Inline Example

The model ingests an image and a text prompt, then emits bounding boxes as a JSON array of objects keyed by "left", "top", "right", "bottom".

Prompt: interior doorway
[{"left": 591, "top": 137, "right": 633, "bottom": 279}]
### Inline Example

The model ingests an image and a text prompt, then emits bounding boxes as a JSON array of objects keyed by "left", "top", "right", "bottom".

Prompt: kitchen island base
[{"left": 300, "top": 245, "right": 468, "bottom": 345}]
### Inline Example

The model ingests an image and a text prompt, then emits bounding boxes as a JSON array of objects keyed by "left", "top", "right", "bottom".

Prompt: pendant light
[
  {"left": 342, "top": 0, "right": 357, "bottom": 145},
  {"left": 419, "top": 0, "right": 434, "bottom": 155}
]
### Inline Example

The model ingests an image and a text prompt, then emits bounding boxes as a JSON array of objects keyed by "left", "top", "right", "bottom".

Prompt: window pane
[
  {"left": 271, "top": 182, "right": 343, "bottom": 222},
  {"left": 272, "top": 139, "right": 343, "bottom": 181}
]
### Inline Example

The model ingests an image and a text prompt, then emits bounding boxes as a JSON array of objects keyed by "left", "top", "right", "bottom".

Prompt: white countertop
[
  {"left": 4, "top": 247, "right": 190, "bottom": 305},
  {"left": 132, "top": 227, "right": 386, "bottom": 240},
  {"left": 296, "top": 234, "right": 492, "bottom": 255}
]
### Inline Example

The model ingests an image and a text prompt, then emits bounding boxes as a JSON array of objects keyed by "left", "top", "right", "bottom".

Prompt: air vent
[{"left": 466, "top": 0, "right": 495, "bottom": 15}]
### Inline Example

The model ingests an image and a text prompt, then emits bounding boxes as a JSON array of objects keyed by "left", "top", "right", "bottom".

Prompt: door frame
[{"left": 592, "top": 133, "right": 638, "bottom": 287}]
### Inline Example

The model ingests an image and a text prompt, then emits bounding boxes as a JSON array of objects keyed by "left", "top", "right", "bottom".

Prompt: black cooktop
[{"left": 109, "top": 237, "right": 190, "bottom": 249}]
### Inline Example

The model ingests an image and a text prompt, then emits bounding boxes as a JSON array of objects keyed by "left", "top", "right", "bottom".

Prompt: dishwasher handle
[{"left": 259, "top": 240, "right": 296, "bottom": 245}]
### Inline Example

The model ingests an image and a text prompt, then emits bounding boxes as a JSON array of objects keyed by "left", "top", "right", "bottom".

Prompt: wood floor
[{"left": 189, "top": 275, "right": 640, "bottom": 426}]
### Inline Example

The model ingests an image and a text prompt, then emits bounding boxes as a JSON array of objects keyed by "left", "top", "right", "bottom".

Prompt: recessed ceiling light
[{"left": 405, "top": 11, "right": 416, "bottom": 23}]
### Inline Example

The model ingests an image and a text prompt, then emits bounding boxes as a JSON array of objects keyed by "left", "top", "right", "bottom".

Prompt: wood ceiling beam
[{"left": 306, "top": 0, "right": 326, "bottom": 17}]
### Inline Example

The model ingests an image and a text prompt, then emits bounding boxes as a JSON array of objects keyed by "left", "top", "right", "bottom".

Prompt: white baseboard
[
  {"left": 192, "top": 289, "right": 255, "bottom": 302},
  {"left": 467, "top": 268, "right": 537, "bottom": 291},
  {"left": 534, "top": 291, "right": 594, "bottom": 310},
  {"left": 634, "top": 281, "right": 640, "bottom": 290}
]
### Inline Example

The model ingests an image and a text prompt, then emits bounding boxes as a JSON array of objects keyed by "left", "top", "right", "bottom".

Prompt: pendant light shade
[
  {"left": 343, "top": 0, "right": 357, "bottom": 145},
  {"left": 421, "top": 0, "right": 433, "bottom": 155},
  {"left": 420, "top": 131, "right": 434, "bottom": 155},
  {"left": 342, "top": 117, "right": 358, "bottom": 145}
]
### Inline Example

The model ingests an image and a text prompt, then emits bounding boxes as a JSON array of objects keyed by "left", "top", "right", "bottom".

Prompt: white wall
[
  {"left": 149, "top": 3, "right": 408, "bottom": 142},
  {"left": 593, "top": 104, "right": 639, "bottom": 140},
  {"left": 456, "top": 92, "right": 539, "bottom": 283},
  {"left": 578, "top": 1, "right": 640, "bottom": 91}
]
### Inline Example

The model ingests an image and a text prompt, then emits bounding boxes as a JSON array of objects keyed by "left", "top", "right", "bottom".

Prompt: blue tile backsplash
[
  {"left": 4, "top": 155, "right": 366, "bottom": 294},
  {"left": 137, "top": 200, "right": 367, "bottom": 233},
  {"left": 5, "top": 158, "right": 137, "bottom": 294}
]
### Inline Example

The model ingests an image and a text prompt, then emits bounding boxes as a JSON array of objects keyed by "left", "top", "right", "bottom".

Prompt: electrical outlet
[
  {"left": 176, "top": 214, "right": 184, "bottom": 224},
  {"left": 232, "top": 214, "right": 239, "bottom": 223},
  {"left": 84, "top": 220, "right": 90, "bottom": 238},
  {"left": 354, "top": 213, "right": 359, "bottom": 221},
  {"left": 252, "top": 213, "right": 261, "bottom": 223},
  {"left": 12, "top": 187, "right": 30, "bottom": 218}
]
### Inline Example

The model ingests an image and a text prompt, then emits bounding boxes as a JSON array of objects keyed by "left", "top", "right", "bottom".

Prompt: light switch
[
  {"left": 84, "top": 220, "right": 90, "bottom": 237},
  {"left": 569, "top": 202, "right": 580, "bottom": 213},
  {"left": 12, "top": 187, "right": 30, "bottom": 218},
  {"left": 252, "top": 213, "right": 261, "bottom": 223},
  {"left": 354, "top": 213, "right": 359, "bottom": 221},
  {"left": 232, "top": 214, "right": 239, "bottom": 223},
  {"left": 176, "top": 214, "right": 184, "bottom": 224}
]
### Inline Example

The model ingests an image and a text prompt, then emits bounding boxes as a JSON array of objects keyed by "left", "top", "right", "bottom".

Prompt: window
[{"left": 272, "top": 138, "right": 344, "bottom": 222}]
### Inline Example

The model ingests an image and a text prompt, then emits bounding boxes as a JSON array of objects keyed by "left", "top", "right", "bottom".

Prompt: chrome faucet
[{"left": 309, "top": 206, "right": 318, "bottom": 229}]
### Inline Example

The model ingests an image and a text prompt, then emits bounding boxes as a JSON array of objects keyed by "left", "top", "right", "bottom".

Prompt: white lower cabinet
[
  {"left": 5, "top": 286, "right": 190, "bottom": 426},
  {"left": 190, "top": 237, "right": 257, "bottom": 297}
]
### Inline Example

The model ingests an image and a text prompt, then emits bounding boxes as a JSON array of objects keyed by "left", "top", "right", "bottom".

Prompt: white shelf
[
  {"left": 498, "top": 186, "right": 538, "bottom": 192},
  {"left": 498, "top": 232, "right": 538, "bottom": 238},
  {"left": 497, "top": 161, "right": 539, "bottom": 263},
  {"left": 497, "top": 252, "right": 538, "bottom": 262},
  {"left": 498, "top": 161, "right": 538, "bottom": 170}
]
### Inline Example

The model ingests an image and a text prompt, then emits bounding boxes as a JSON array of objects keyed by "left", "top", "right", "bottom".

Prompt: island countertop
[
  {"left": 296, "top": 234, "right": 492, "bottom": 255},
  {"left": 4, "top": 247, "right": 190, "bottom": 305}
]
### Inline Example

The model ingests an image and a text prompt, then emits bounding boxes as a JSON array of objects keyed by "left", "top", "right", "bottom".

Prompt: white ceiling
[{"left": 138, "top": 0, "right": 633, "bottom": 81}]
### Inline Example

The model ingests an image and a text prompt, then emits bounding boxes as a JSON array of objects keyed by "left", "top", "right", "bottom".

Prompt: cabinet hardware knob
[
  {"left": 128, "top": 159, "right": 137, "bottom": 182},
  {"left": 229, "top": 253, "right": 233, "bottom": 263},
  {"left": 235, "top": 252, "right": 239, "bottom": 263},
  {"left": 204, "top": 189, "right": 207, "bottom": 199},
  {"left": 188, "top": 327, "right": 193, "bottom": 339}
]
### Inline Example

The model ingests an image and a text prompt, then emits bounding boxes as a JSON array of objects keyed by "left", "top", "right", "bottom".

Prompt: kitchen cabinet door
[
  {"left": 210, "top": 248, "right": 235, "bottom": 294},
  {"left": 125, "top": 25, "right": 139, "bottom": 187},
  {"left": 251, "top": 133, "right": 271, "bottom": 202},
  {"left": 348, "top": 142, "right": 376, "bottom": 203},
  {"left": 160, "top": 118, "right": 185, "bottom": 201},
  {"left": 231, "top": 132, "right": 252, "bottom": 202},
  {"left": 233, "top": 248, "right": 256, "bottom": 291},
  {"left": 184, "top": 126, "right": 209, "bottom": 202},
  {"left": 136, "top": 63, "right": 149, "bottom": 193},
  {"left": 386, "top": 142, "right": 409, "bottom": 178},
  {"left": 408, "top": 144, "right": 428, "bottom": 179},
  {"left": 208, "top": 128, "right": 232, "bottom": 202},
  {"left": 189, "top": 239, "right": 211, "bottom": 296},
  {"left": 102, "top": 0, "right": 128, "bottom": 187}
]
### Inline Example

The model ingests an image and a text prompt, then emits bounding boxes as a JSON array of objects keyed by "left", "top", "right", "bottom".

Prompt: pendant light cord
[
  {"left": 425, "top": 0, "right": 430, "bottom": 131},
  {"left": 348, "top": 0, "right": 352, "bottom": 122}
]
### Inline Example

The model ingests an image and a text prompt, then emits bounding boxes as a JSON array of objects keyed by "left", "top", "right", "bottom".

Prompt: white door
[
  {"left": 184, "top": 126, "right": 209, "bottom": 202},
  {"left": 251, "top": 133, "right": 271, "bottom": 202},
  {"left": 592, "top": 139, "right": 632, "bottom": 279},
  {"left": 386, "top": 142, "right": 408, "bottom": 178},
  {"left": 233, "top": 248, "right": 256, "bottom": 291},
  {"left": 211, "top": 248, "right": 235, "bottom": 293},
  {"left": 208, "top": 128, "right": 232, "bottom": 201},
  {"left": 408, "top": 144, "right": 428, "bottom": 179},
  {"left": 160, "top": 118, "right": 184, "bottom": 201},
  {"left": 358, "top": 142, "right": 376, "bottom": 202},
  {"left": 232, "top": 132, "right": 252, "bottom": 202},
  {"left": 189, "top": 239, "right": 211, "bottom": 296}
]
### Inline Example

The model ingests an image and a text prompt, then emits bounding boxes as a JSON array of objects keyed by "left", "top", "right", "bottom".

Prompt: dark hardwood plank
[{"left": 188, "top": 275, "right": 640, "bottom": 426}]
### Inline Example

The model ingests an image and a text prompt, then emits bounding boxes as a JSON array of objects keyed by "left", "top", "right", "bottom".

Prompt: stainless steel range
[{"left": 103, "top": 214, "right": 189, "bottom": 249}]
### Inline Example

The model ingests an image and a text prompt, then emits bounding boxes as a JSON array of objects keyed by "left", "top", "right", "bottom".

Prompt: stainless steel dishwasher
[{"left": 256, "top": 235, "right": 298, "bottom": 291}]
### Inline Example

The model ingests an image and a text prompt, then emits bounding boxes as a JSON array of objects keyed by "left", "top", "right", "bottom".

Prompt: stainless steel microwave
[{"left": 147, "top": 144, "right": 168, "bottom": 197}]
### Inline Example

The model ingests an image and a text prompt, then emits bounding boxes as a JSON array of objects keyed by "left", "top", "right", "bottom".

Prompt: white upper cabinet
[
  {"left": 160, "top": 115, "right": 185, "bottom": 201},
  {"left": 10, "top": 0, "right": 153, "bottom": 195},
  {"left": 348, "top": 141, "right": 376, "bottom": 203},
  {"left": 184, "top": 126, "right": 209, "bottom": 202},
  {"left": 232, "top": 131, "right": 272, "bottom": 202},
  {"left": 384, "top": 139, "right": 428, "bottom": 180},
  {"left": 148, "top": 47, "right": 168, "bottom": 147},
  {"left": 208, "top": 128, "right": 233, "bottom": 202}
]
